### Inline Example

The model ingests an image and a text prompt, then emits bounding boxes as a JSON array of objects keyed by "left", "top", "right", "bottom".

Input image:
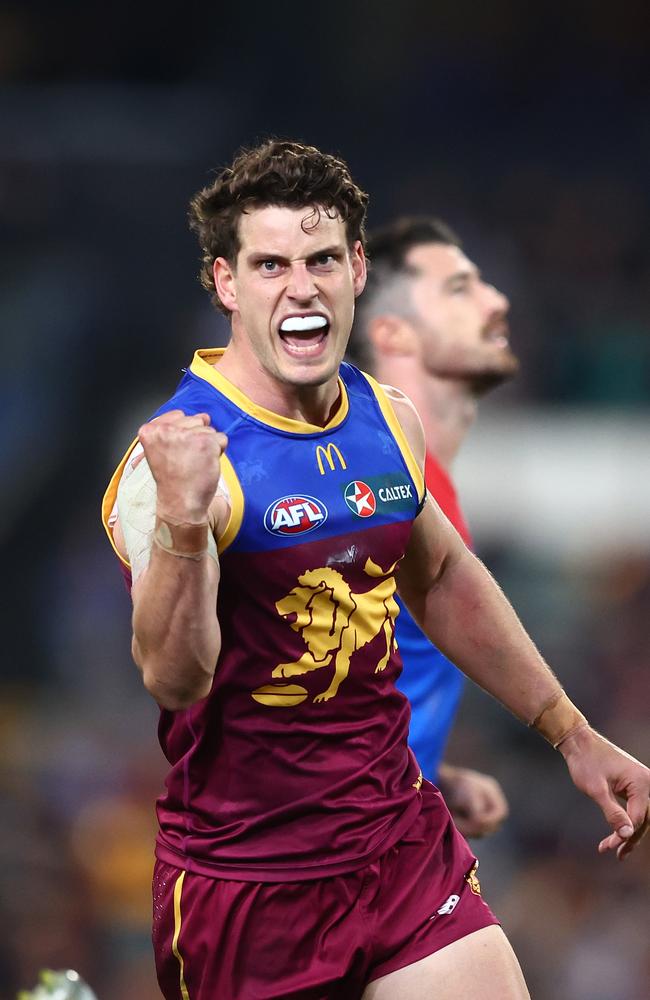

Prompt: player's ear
[
  {"left": 213, "top": 257, "right": 238, "bottom": 312},
  {"left": 351, "top": 241, "right": 367, "bottom": 298},
  {"left": 368, "top": 315, "right": 418, "bottom": 357}
]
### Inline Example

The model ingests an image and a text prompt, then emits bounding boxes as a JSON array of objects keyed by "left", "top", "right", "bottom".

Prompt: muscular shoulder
[{"left": 380, "top": 384, "right": 426, "bottom": 472}]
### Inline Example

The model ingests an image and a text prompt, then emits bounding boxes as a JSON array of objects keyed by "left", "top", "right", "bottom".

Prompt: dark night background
[{"left": 1, "top": 3, "right": 649, "bottom": 996}]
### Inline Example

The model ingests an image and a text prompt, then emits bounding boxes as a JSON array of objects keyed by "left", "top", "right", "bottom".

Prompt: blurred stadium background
[{"left": 1, "top": 2, "right": 649, "bottom": 997}]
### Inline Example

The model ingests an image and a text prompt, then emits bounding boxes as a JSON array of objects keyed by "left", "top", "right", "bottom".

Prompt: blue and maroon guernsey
[{"left": 103, "top": 349, "right": 449, "bottom": 882}]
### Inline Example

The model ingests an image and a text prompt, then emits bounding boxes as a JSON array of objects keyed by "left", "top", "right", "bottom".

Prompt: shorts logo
[
  {"left": 432, "top": 894, "right": 460, "bottom": 918},
  {"left": 264, "top": 495, "right": 328, "bottom": 536},
  {"left": 343, "top": 481, "right": 377, "bottom": 518},
  {"left": 466, "top": 862, "right": 481, "bottom": 895}
]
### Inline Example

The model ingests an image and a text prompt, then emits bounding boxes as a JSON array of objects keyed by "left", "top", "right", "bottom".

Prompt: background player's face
[
  {"left": 215, "top": 205, "right": 366, "bottom": 390},
  {"left": 406, "top": 243, "right": 518, "bottom": 393}
]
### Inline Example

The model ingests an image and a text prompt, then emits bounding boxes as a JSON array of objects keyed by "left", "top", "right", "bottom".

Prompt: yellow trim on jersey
[
  {"left": 101, "top": 436, "right": 139, "bottom": 569},
  {"left": 172, "top": 871, "right": 191, "bottom": 1000},
  {"left": 361, "top": 372, "right": 425, "bottom": 503},
  {"left": 217, "top": 452, "right": 244, "bottom": 554},
  {"left": 190, "top": 349, "right": 350, "bottom": 434}
]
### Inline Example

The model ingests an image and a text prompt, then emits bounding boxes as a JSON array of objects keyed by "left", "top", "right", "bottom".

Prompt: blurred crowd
[{"left": 1, "top": 3, "right": 649, "bottom": 997}]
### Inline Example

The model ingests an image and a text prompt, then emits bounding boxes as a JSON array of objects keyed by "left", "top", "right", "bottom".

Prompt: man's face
[
  {"left": 405, "top": 243, "right": 518, "bottom": 393},
  {"left": 214, "top": 205, "right": 366, "bottom": 389}
]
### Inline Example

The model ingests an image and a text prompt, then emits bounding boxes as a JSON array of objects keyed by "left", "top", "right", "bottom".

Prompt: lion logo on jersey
[{"left": 269, "top": 557, "right": 399, "bottom": 703}]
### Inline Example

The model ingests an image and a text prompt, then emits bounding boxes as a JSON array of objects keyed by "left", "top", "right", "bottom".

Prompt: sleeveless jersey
[
  {"left": 102, "top": 350, "right": 442, "bottom": 882},
  {"left": 395, "top": 453, "right": 473, "bottom": 781}
]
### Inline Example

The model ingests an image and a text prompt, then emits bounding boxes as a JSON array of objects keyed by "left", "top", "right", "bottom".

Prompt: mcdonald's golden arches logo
[{"left": 315, "top": 443, "right": 347, "bottom": 475}]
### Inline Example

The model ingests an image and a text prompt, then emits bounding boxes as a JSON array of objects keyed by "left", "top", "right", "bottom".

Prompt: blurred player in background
[
  {"left": 350, "top": 217, "right": 516, "bottom": 837},
  {"left": 102, "top": 140, "right": 649, "bottom": 1000}
]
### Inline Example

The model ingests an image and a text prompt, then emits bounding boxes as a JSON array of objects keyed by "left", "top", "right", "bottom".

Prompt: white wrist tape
[{"left": 116, "top": 445, "right": 219, "bottom": 581}]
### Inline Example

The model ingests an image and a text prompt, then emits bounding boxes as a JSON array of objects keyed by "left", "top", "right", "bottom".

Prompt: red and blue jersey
[{"left": 103, "top": 350, "right": 448, "bottom": 881}]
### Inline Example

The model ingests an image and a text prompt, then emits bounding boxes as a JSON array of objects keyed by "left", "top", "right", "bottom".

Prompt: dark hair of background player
[{"left": 348, "top": 216, "right": 462, "bottom": 368}]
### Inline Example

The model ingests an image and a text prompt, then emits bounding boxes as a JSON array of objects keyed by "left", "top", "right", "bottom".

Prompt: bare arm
[
  {"left": 117, "top": 410, "right": 229, "bottom": 710},
  {"left": 387, "top": 385, "right": 650, "bottom": 858},
  {"left": 131, "top": 532, "right": 221, "bottom": 711},
  {"left": 398, "top": 496, "right": 563, "bottom": 723}
]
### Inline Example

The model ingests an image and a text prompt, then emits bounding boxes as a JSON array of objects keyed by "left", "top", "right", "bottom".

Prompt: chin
[
  {"left": 469, "top": 358, "right": 520, "bottom": 396},
  {"left": 280, "top": 361, "right": 337, "bottom": 389}
]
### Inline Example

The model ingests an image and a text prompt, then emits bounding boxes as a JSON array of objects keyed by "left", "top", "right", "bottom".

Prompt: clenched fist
[
  {"left": 138, "top": 410, "right": 227, "bottom": 525},
  {"left": 437, "top": 763, "right": 509, "bottom": 838}
]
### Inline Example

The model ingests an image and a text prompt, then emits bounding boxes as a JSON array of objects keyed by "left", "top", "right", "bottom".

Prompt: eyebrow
[
  {"left": 246, "top": 243, "right": 347, "bottom": 265},
  {"left": 307, "top": 244, "right": 346, "bottom": 259},
  {"left": 441, "top": 267, "right": 479, "bottom": 289}
]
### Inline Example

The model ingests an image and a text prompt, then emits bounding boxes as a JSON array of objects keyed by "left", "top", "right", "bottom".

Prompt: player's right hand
[{"left": 138, "top": 410, "right": 227, "bottom": 524}]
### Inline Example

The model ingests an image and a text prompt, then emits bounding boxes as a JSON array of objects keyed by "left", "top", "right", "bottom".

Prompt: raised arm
[
  {"left": 389, "top": 387, "right": 650, "bottom": 859},
  {"left": 115, "top": 410, "right": 229, "bottom": 710}
]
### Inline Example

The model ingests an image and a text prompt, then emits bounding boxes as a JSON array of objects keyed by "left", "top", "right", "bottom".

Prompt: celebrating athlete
[{"left": 102, "top": 140, "right": 649, "bottom": 1000}]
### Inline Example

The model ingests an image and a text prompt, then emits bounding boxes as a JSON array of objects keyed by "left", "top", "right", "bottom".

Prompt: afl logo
[
  {"left": 343, "top": 481, "right": 377, "bottom": 518},
  {"left": 264, "top": 495, "right": 328, "bottom": 535}
]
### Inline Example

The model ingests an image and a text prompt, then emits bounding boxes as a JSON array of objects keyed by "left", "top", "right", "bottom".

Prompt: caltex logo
[
  {"left": 264, "top": 495, "right": 328, "bottom": 535},
  {"left": 343, "top": 481, "right": 377, "bottom": 518}
]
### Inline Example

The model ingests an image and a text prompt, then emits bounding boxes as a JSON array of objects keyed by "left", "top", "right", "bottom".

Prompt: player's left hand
[
  {"left": 558, "top": 726, "right": 650, "bottom": 860},
  {"left": 437, "top": 763, "right": 509, "bottom": 838}
]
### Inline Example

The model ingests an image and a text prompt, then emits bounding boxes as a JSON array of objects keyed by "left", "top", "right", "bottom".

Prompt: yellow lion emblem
[{"left": 269, "top": 557, "right": 400, "bottom": 703}]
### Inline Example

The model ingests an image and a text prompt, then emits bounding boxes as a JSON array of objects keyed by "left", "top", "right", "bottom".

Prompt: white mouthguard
[{"left": 280, "top": 316, "right": 328, "bottom": 333}]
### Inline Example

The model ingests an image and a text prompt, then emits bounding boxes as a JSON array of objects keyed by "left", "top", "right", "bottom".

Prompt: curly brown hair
[{"left": 188, "top": 139, "right": 369, "bottom": 314}]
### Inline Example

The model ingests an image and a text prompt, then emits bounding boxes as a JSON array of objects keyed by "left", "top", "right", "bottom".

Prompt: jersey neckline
[{"left": 189, "top": 349, "right": 350, "bottom": 435}]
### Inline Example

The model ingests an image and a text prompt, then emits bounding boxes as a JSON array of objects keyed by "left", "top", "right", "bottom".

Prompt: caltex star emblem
[{"left": 343, "top": 480, "right": 377, "bottom": 518}]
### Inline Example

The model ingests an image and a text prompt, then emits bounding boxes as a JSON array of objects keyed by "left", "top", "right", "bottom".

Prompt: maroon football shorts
[{"left": 153, "top": 781, "right": 498, "bottom": 999}]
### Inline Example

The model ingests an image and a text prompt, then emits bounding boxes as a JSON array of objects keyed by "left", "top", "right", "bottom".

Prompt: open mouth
[
  {"left": 483, "top": 322, "right": 510, "bottom": 348},
  {"left": 279, "top": 315, "right": 330, "bottom": 357}
]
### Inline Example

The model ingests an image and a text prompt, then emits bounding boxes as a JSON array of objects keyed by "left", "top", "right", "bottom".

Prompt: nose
[
  {"left": 287, "top": 261, "right": 318, "bottom": 302},
  {"left": 483, "top": 282, "right": 510, "bottom": 317}
]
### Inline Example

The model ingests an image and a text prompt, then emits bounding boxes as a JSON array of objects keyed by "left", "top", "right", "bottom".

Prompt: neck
[
  {"left": 372, "top": 355, "right": 478, "bottom": 471},
  {"left": 217, "top": 340, "right": 341, "bottom": 427}
]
